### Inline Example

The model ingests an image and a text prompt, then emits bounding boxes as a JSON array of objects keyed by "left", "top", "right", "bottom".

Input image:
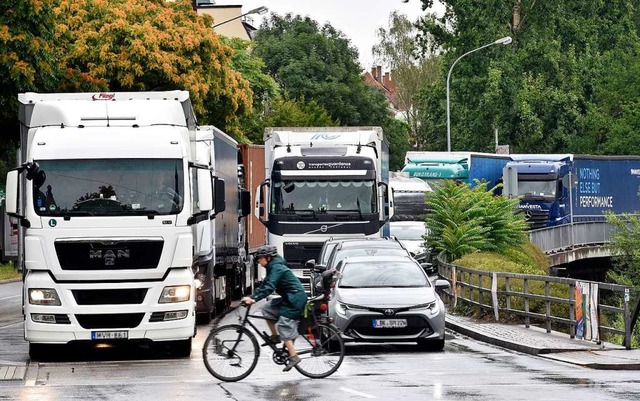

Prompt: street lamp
[
  {"left": 445, "top": 36, "right": 512, "bottom": 152},
  {"left": 212, "top": 6, "right": 269, "bottom": 28}
]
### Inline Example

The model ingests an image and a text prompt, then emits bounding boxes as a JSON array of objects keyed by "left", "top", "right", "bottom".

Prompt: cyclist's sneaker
[
  {"left": 283, "top": 354, "right": 301, "bottom": 372},
  {"left": 261, "top": 334, "right": 281, "bottom": 347}
]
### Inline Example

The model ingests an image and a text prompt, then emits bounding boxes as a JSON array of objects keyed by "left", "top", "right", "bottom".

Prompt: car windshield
[
  {"left": 339, "top": 261, "right": 429, "bottom": 288},
  {"left": 390, "top": 224, "right": 427, "bottom": 241},
  {"left": 33, "top": 159, "right": 184, "bottom": 216},
  {"left": 329, "top": 248, "right": 409, "bottom": 270},
  {"left": 271, "top": 179, "right": 377, "bottom": 214}
]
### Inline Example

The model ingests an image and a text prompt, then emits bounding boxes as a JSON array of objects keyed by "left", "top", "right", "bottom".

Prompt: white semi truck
[
  {"left": 4, "top": 91, "right": 243, "bottom": 358},
  {"left": 255, "top": 127, "right": 393, "bottom": 292}
]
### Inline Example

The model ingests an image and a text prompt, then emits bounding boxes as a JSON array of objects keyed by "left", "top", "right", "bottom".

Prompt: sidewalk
[{"left": 446, "top": 313, "right": 640, "bottom": 370}]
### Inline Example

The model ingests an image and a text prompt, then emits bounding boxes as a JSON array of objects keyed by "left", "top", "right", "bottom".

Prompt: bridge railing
[
  {"left": 528, "top": 222, "right": 614, "bottom": 253},
  {"left": 438, "top": 254, "right": 639, "bottom": 349}
]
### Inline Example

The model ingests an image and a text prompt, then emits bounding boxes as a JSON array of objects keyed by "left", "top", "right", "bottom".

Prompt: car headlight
[
  {"left": 29, "top": 288, "right": 61, "bottom": 306},
  {"left": 335, "top": 302, "right": 348, "bottom": 318},
  {"left": 410, "top": 301, "right": 438, "bottom": 313},
  {"left": 159, "top": 285, "right": 192, "bottom": 303}
]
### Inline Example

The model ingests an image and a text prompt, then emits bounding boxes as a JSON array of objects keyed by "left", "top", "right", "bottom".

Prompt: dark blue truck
[{"left": 503, "top": 155, "right": 640, "bottom": 228}]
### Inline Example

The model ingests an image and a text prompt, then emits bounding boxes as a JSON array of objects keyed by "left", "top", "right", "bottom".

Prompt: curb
[
  {"left": 0, "top": 278, "right": 21, "bottom": 285},
  {"left": 445, "top": 319, "right": 545, "bottom": 356}
]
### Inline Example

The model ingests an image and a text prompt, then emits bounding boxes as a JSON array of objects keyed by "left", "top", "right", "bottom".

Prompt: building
[
  {"left": 363, "top": 66, "right": 403, "bottom": 114},
  {"left": 193, "top": 1, "right": 259, "bottom": 40}
]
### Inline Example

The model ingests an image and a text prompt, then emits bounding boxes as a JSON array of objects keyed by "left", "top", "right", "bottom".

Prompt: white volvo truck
[
  {"left": 255, "top": 127, "right": 393, "bottom": 292},
  {"left": 5, "top": 91, "right": 232, "bottom": 358}
]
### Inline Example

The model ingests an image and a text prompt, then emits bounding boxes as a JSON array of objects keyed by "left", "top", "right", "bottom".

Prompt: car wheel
[{"left": 417, "top": 338, "right": 444, "bottom": 352}]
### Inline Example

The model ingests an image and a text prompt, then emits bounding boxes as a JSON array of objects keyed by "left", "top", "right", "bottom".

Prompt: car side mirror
[
  {"left": 420, "top": 262, "right": 434, "bottom": 273},
  {"left": 435, "top": 279, "right": 450, "bottom": 291},
  {"left": 305, "top": 259, "right": 316, "bottom": 269},
  {"left": 313, "top": 264, "right": 327, "bottom": 274}
]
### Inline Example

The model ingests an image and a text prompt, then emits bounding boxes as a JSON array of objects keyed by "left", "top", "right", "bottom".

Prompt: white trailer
[{"left": 4, "top": 91, "right": 231, "bottom": 358}]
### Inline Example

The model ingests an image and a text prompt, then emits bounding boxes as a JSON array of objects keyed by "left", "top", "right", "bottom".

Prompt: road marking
[
  {"left": 340, "top": 387, "right": 377, "bottom": 399},
  {"left": 0, "top": 295, "right": 20, "bottom": 301}
]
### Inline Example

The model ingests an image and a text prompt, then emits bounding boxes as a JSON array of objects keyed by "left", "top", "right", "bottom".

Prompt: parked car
[{"left": 328, "top": 255, "right": 450, "bottom": 350}]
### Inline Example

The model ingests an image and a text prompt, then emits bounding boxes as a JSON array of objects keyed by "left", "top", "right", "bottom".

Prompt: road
[{"left": 1, "top": 283, "right": 640, "bottom": 400}]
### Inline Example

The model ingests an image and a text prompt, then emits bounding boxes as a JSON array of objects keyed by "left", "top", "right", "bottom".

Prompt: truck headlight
[
  {"left": 159, "top": 285, "right": 192, "bottom": 303},
  {"left": 29, "top": 289, "right": 61, "bottom": 306}
]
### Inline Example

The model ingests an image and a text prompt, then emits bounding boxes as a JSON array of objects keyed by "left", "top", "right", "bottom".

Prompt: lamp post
[
  {"left": 212, "top": 6, "right": 268, "bottom": 28},
  {"left": 446, "top": 36, "right": 512, "bottom": 152}
]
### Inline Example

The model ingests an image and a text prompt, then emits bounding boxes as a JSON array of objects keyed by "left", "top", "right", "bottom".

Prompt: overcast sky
[{"left": 214, "top": 0, "right": 443, "bottom": 69}]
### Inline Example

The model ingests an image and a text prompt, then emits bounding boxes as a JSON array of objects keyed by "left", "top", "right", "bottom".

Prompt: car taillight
[{"left": 320, "top": 303, "right": 328, "bottom": 311}]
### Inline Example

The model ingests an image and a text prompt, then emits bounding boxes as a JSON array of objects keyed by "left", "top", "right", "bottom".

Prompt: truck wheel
[{"left": 168, "top": 338, "right": 192, "bottom": 357}]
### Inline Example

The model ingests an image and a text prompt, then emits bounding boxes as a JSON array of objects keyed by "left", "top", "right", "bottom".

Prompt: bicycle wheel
[
  {"left": 203, "top": 324, "right": 259, "bottom": 382},
  {"left": 294, "top": 323, "right": 345, "bottom": 378}
]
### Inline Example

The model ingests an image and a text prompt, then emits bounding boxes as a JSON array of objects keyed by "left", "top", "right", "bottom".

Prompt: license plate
[
  {"left": 91, "top": 331, "right": 128, "bottom": 340},
  {"left": 372, "top": 319, "right": 407, "bottom": 328}
]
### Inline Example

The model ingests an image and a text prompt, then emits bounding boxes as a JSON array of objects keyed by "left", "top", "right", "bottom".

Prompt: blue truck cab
[{"left": 503, "top": 155, "right": 572, "bottom": 229}]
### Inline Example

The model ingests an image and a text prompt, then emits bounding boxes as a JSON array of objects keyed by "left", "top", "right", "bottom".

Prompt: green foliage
[
  {"left": 0, "top": 0, "right": 62, "bottom": 144},
  {"left": 382, "top": 118, "right": 411, "bottom": 171},
  {"left": 0, "top": 262, "right": 20, "bottom": 280},
  {"left": 253, "top": 14, "right": 390, "bottom": 127},
  {"left": 222, "top": 37, "right": 281, "bottom": 143},
  {"left": 263, "top": 95, "right": 338, "bottom": 130},
  {"left": 415, "top": 0, "right": 640, "bottom": 154},
  {"left": 425, "top": 180, "right": 528, "bottom": 260},
  {"left": 605, "top": 212, "right": 640, "bottom": 287}
]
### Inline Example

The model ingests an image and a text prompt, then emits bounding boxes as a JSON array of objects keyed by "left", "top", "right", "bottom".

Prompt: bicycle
[{"left": 203, "top": 294, "right": 345, "bottom": 382}]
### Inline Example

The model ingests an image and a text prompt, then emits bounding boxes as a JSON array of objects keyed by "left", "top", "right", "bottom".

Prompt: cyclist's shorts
[{"left": 262, "top": 299, "right": 299, "bottom": 341}]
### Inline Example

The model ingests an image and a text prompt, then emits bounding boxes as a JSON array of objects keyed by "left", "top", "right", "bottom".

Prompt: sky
[{"left": 214, "top": 0, "right": 443, "bottom": 69}]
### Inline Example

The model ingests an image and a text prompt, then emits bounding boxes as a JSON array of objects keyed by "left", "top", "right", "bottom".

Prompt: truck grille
[
  {"left": 523, "top": 209, "right": 550, "bottom": 230},
  {"left": 75, "top": 313, "right": 144, "bottom": 329},
  {"left": 55, "top": 240, "right": 163, "bottom": 270},
  {"left": 72, "top": 289, "right": 148, "bottom": 305},
  {"left": 282, "top": 242, "right": 323, "bottom": 269}
]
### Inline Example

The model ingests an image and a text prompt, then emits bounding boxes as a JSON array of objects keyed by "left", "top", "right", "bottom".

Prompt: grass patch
[
  {"left": 453, "top": 241, "right": 548, "bottom": 275},
  {"left": 0, "top": 262, "right": 21, "bottom": 280}
]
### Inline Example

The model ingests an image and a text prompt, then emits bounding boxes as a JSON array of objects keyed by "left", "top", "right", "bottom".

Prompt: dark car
[{"left": 328, "top": 255, "right": 450, "bottom": 350}]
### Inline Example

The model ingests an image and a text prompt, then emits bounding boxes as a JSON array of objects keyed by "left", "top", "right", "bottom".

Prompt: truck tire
[{"left": 29, "top": 343, "right": 49, "bottom": 361}]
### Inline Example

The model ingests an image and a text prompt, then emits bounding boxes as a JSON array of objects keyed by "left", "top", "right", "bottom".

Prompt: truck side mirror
[
  {"left": 378, "top": 182, "right": 392, "bottom": 223},
  {"left": 239, "top": 189, "right": 251, "bottom": 217},
  {"left": 197, "top": 168, "right": 213, "bottom": 212},
  {"left": 213, "top": 177, "right": 226, "bottom": 216},
  {"left": 5, "top": 170, "right": 20, "bottom": 216},
  {"left": 255, "top": 179, "right": 269, "bottom": 226}
]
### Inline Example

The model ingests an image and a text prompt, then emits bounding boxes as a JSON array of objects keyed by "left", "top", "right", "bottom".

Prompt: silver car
[{"left": 328, "top": 255, "right": 449, "bottom": 350}]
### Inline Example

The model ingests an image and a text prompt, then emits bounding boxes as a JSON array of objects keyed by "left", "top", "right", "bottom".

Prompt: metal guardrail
[
  {"left": 438, "top": 255, "right": 639, "bottom": 349},
  {"left": 528, "top": 222, "right": 614, "bottom": 253}
]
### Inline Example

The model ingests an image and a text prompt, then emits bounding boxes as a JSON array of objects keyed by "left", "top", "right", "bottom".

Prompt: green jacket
[{"left": 252, "top": 255, "right": 308, "bottom": 319}]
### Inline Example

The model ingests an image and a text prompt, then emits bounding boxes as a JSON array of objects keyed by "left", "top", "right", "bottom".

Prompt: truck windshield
[
  {"left": 32, "top": 159, "right": 184, "bottom": 216},
  {"left": 271, "top": 179, "right": 377, "bottom": 214},
  {"left": 518, "top": 180, "right": 556, "bottom": 199}
]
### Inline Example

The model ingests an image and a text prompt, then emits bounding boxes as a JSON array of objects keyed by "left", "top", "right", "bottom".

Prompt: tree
[
  {"left": 222, "top": 37, "right": 281, "bottom": 143},
  {"left": 373, "top": 11, "right": 441, "bottom": 145},
  {"left": 54, "top": 0, "right": 252, "bottom": 138},
  {"left": 263, "top": 96, "right": 337, "bottom": 129},
  {"left": 425, "top": 180, "right": 527, "bottom": 260},
  {"left": 415, "top": 0, "right": 640, "bottom": 154},
  {"left": 253, "top": 14, "right": 390, "bottom": 126},
  {"left": 0, "top": 1, "right": 63, "bottom": 181}
]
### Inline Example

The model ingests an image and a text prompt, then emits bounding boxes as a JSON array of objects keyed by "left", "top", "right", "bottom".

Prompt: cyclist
[{"left": 241, "top": 245, "right": 308, "bottom": 372}]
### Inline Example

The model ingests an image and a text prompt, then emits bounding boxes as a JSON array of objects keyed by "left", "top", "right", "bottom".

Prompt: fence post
[
  {"left": 506, "top": 277, "right": 511, "bottom": 311},
  {"left": 524, "top": 278, "right": 530, "bottom": 328},
  {"left": 491, "top": 272, "right": 499, "bottom": 321},
  {"left": 452, "top": 265, "right": 457, "bottom": 308},
  {"left": 569, "top": 282, "right": 575, "bottom": 339},
  {"left": 545, "top": 281, "right": 551, "bottom": 333},
  {"left": 624, "top": 288, "right": 631, "bottom": 350}
]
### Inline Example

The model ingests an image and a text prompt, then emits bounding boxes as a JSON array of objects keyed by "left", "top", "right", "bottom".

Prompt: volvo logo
[
  {"left": 90, "top": 249, "right": 130, "bottom": 266},
  {"left": 320, "top": 225, "right": 328, "bottom": 233},
  {"left": 384, "top": 309, "right": 395, "bottom": 316}
]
